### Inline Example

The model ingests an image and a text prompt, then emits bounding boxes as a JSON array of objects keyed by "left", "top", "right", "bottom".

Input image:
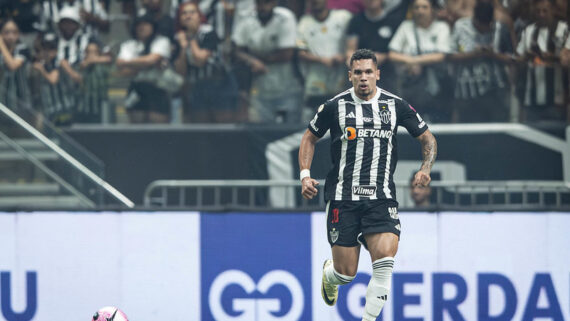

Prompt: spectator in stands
[
  {"left": 232, "top": 0, "right": 303, "bottom": 124},
  {"left": 37, "top": 0, "right": 109, "bottom": 36},
  {"left": 55, "top": 6, "right": 90, "bottom": 124},
  {"left": 345, "top": 0, "right": 411, "bottom": 93},
  {"left": 77, "top": 38, "right": 111, "bottom": 123},
  {"left": 0, "top": 18, "right": 32, "bottom": 110},
  {"left": 510, "top": 0, "right": 533, "bottom": 38},
  {"left": 140, "top": 0, "right": 175, "bottom": 40},
  {"left": 116, "top": 14, "right": 172, "bottom": 123},
  {"left": 448, "top": 0, "right": 514, "bottom": 122},
  {"left": 169, "top": 0, "right": 250, "bottom": 45},
  {"left": 516, "top": 0, "right": 569, "bottom": 122},
  {"left": 410, "top": 175, "right": 432, "bottom": 207},
  {"left": 33, "top": 33, "right": 75, "bottom": 125},
  {"left": 438, "top": 0, "right": 512, "bottom": 26},
  {"left": 56, "top": 7, "right": 90, "bottom": 69},
  {"left": 174, "top": 2, "right": 238, "bottom": 123},
  {"left": 388, "top": 0, "right": 451, "bottom": 122},
  {"left": 0, "top": 1, "right": 40, "bottom": 47},
  {"left": 297, "top": 0, "right": 351, "bottom": 121}
]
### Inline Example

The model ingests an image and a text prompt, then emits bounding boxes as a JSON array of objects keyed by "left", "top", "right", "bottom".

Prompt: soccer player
[{"left": 299, "top": 48, "right": 437, "bottom": 321}]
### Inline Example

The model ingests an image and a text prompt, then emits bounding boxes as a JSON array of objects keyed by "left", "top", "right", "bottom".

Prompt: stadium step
[
  {"left": 0, "top": 183, "right": 60, "bottom": 196},
  {"left": 0, "top": 138, "right": 59, "bottom": 161},
  {"left": 0, "top": 195, "right": 84, "bottom": 208}
]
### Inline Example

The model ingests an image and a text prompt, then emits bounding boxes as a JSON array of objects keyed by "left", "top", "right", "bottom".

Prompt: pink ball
[{"left": 92, "top": 307, "right": 129, "bottom": 321}]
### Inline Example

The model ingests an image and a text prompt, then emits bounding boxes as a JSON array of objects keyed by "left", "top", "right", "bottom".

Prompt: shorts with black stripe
[{"left": 326, "top": 199, "right": 400, "bottom": 248}]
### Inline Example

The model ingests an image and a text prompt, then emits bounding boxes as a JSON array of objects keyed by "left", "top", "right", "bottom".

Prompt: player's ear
[
  {"left": 376, "top": 69, "right": 380, "bottom": 80},
  {"left": 348, "top": 70, "right": 352, "bottom": 81}
]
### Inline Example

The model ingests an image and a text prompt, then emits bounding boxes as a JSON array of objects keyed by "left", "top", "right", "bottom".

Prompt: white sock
[
  {"left": 324, "top": 261, "right": 355, "bottom": 285},
  {"left": 362, "top": 257, "right": 394, "bottom": 321}
]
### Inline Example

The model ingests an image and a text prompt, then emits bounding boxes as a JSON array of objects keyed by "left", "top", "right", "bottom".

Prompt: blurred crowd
[{"left": 0, "top": 0, "right": 568, "bottom": 126}]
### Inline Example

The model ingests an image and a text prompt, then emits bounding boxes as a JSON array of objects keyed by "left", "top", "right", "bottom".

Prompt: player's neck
[{"left": 355, "top": 87, "right": 378, "bottom": 101}]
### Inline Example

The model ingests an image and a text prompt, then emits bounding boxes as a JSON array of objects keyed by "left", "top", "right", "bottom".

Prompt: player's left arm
[
  {"left": 397, "top": 100, "right": 438, "bottom": 187},
  {"left": 414, "top": 130, "right": 437, "bottom": 186}
]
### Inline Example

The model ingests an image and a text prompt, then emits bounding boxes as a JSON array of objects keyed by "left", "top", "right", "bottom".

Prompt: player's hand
[
  {"left": 301, "top": 177, "right": 319, "bottom": 200},
  {"left": 412, "top": 170, "right": 431, "bottom": 187}
]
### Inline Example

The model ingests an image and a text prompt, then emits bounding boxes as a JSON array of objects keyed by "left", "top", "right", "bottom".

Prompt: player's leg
[
  {"left": 322, "top": 201, "right": 361, "bottom": 306},
  {"left": 359, "top": 200, "right": 401, "bottom": 321},
  {"left": 322, "top": 245, "right": 360, "bottom": 305},
  {"left": 362, "top": 232, "right": 398, "bottom": 320}
]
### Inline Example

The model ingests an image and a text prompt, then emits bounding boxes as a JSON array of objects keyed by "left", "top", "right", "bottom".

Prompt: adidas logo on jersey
[{"left": 346, "top": 112, "right": 356, "bottom": 118}]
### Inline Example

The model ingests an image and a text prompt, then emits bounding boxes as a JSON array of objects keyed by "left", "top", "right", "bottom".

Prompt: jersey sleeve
[
  {"left": 396, "top": 99, "right": 428, "bottom": 137},
  {"left": 308, "top": 100, "right": 335, "bottom": 138}
]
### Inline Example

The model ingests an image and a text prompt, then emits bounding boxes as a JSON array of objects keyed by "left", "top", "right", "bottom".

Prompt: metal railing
[
  {"left": 0, "top": 103, "right": 134, "bottom": 208},
  {"left": 144, "top": 180, "right": 570, "bottom": 211}
]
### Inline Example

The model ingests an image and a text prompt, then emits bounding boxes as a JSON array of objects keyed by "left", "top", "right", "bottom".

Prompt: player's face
[{"left": 349, "top": 59, "right": 380, "bottom": 100}]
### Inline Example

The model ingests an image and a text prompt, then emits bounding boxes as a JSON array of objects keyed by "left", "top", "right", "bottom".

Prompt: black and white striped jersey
[{"left": 308, "top": 87, "right": 428, "bottom": 201}]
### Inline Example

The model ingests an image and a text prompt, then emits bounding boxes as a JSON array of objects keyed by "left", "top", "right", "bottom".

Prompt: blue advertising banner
[{"left": 201, "top": 212, "right": 312, "bottom": 321}]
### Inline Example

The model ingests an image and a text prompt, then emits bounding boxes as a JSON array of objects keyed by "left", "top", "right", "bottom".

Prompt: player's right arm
[
  {"left": 299, "top": 101, "right": 334, "bottom": 199},
  {"left": 299, "top": 130, "right": 320, "bottom": 200}
]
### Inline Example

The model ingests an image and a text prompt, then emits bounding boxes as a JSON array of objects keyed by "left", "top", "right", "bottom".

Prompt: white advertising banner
[
  {"left": 0, "top": 211, "right": 568, "bottom": 321},
  {"left": 0, "top": 212, "right": 201, "bottom": 321},
  {"left": 311, "top": 212, "right": 570, "bottom": 321}
]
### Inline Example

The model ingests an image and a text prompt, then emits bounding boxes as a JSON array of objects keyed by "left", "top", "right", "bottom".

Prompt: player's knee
[
  {"left": 334, "top": 264, "right": 358, "bottom": 278},
  {"left": 370, "top": 247, "right": 398, "bottom": 261}
]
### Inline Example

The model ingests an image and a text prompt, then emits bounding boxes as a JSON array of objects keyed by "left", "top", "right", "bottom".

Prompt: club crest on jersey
[
  {"left": 330, "top": 228, "right": 339, "bottom": 243},
  {"left": 380, "top": 109, "right": 391, "bottom": 124},
  {"left": 352, "top": 185, "right": 377, "bottom": 196}
]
